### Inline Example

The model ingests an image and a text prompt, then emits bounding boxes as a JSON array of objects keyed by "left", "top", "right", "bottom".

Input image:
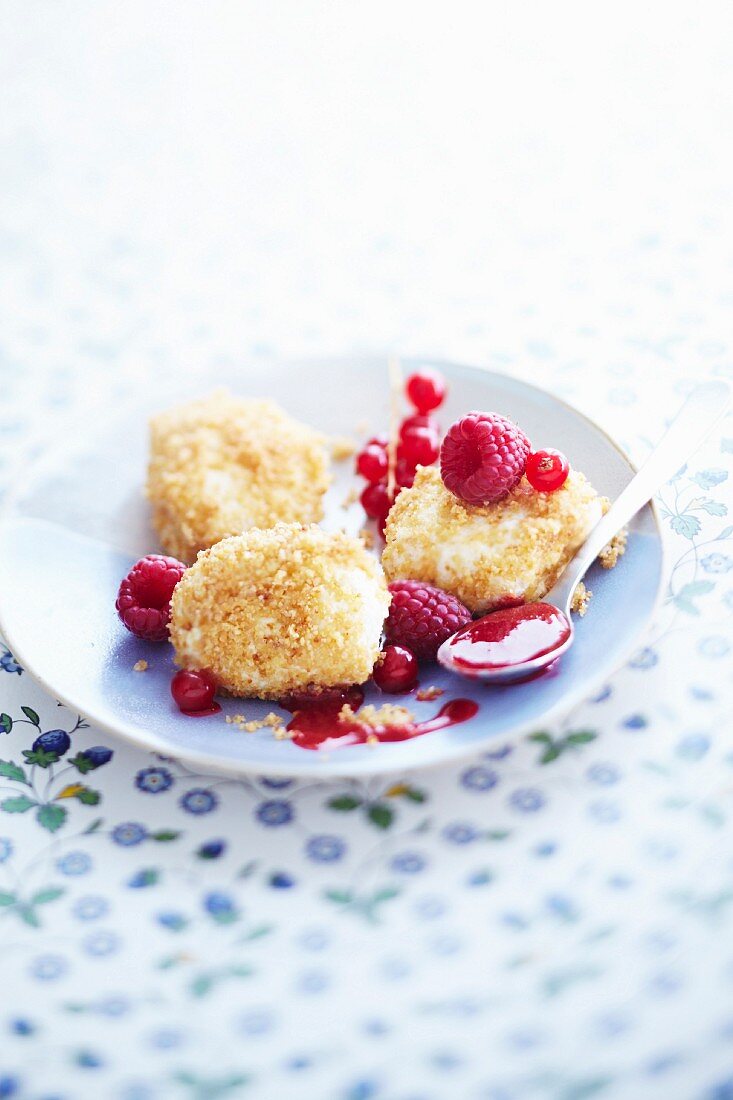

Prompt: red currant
[
  {"left": 367, "top": 434, "right": 389, "bottom": 448},
  {"left": 395, "top": 457, "right": 416, "bottom": 489},
  {"left": 372, "top": 644, "right": 419, "bottom": 693},
  {"left": 356, "top": 442, "right": 388, "bottom": 483},
  {"left": 171, "top": 669, "right": 219, "bottom": 714},
  {"left": 400, "top": 413, "right": 439, "bottom": 437},
  {"left": 398, "top": 425, "right": 440, "bottom": 467},
  {"left": 525, "top": 448, "right": 570, "bottom": 492},
  {"left": 360, "top": 482, "right": 393, "bottom": 524},
  {"left": 405, "top": 369, "right": 447, "bottom": 414}
]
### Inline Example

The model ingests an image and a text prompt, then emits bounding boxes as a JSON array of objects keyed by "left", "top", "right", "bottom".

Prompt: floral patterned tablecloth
[{"left": 2, "top": 4, "right": 733, "bottom": 1098}]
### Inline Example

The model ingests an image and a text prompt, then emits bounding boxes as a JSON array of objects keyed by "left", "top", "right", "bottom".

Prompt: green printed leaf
[
  {"left": 75, "top": 788, "right": 101, "bottom": 805},
  {"left": 403, "top": 787, "right": 427, "bottom": 803},
  {"left": 327, "top": 794, "right": 362, "bottom": 811},
  {"left": 565, "top": 731, "right": 597, "bottom": 745},
  {"left": 673, "top": 579, "right": 715, "bottom": 615},
  {"left": 0, "top": 714, "right": 12, "bottom": 734},
  {"left": 18, "top": 905, "right": 40, "bottom": 928},
  {"left": 0, "top": 891, "right": 17, "bottom": 906},
  {"left": 367, "top": 803, "right": 394, "bottom": 830},
  {"left": 151, "top": 830, "right": 180, "bottom": 842},
  {"left": 0, "top": 760, "right": 28, "bottom": 784},
  {"left": 36, "top": 804, "right": 67, "bottom": 833},
  {"left": 540, "top": 745, "right": 563, "bottom": 764},
  {"left": 529, "top": 731, "right": 552, "bottom": 743},
  {"left": 670, "top": 514, "right": 701, "bottom": 539},
  {"left": 84, "top": 817, "right": 103, "bottom": 834},
  {"left": 372, "top": 887, "right": 400, "bottom": 904},
  {"left": 68, "top": 753, "right": 94, "bottom": 774},
  {"left": 22, "top": 748, "right": 58, "bottom": 768},
  {"left": 31, "top": 887, "right": 65, "bottom": 905},
  {"left": 484, "top": 829, "right": 511, "bottom": 841},
  {"left": 1, "top": 795, "right": 36, "bottom": 813},
  {"left": 21, "top": 707, "right": 40, "bottom": 727},
  {"left": 717, "top": 525, "right": 733, "bottom": 541},
  {"left": 324, "top": 888, "right": 352, "bottom": 905},
  {"left": 697, "top": 499, "right": 727, "bottom": 516}
]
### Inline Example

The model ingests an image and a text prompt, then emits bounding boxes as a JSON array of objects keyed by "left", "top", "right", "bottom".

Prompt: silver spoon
[{"left": 437, "top": 380, "right": 732, "bottom": 684}]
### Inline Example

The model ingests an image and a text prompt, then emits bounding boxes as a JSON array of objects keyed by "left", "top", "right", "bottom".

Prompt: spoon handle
[{"left": 547, "top": 379, "right": 732, "bottom": 611}]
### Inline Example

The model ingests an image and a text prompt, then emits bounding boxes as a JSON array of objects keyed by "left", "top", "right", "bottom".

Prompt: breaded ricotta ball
[
  {"left": 382, "top": 466, "right": 605, "bottom": 613},
  {"left": 169, "top": 524, "right": 390, "bottom": 699},
  {"left": 147, "top": 390, "right": 330, "bottom": 563}
]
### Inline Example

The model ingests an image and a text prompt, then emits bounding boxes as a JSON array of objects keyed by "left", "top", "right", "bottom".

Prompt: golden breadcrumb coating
[
  {"left": 382, "top": 466, "right": 606, "bottom": 613},
  {"left": 571, "top": 580, "right": 592, "bottom": 616},
  {"left": 169, "top": 523, "right": 390, "bottom": 700},
  {"left": 599, "top": 529, "right": 628, "bottom": 569},
  {"left": 147, "top": 390, "right": 331, "bottom": 563}
]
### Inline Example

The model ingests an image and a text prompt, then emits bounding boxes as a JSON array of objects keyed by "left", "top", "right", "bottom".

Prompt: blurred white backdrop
[{"left": 2, "top": 5, "right": 733, "bottom": 1099}]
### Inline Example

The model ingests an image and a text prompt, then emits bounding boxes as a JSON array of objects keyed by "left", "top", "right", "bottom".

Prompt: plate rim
[{"left": 0, "top": 357, "right": 667, "bottom": 777}]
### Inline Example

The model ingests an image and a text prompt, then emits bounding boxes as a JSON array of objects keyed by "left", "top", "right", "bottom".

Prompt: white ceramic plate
[{"left": 0, "top": 358, "right": 664, "bottom": 777}]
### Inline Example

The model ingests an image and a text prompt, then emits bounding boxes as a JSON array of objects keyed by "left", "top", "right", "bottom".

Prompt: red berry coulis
[
  {"left": 444, "top": 603, "right": 571, "bottom": 671},
  {"left": 287, "top": 697, "right": 478, "bottom": 751}
]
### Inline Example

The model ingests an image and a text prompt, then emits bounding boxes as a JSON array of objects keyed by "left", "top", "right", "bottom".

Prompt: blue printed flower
[
  {"left": 29, "top": 954, "right": 68, "bottom": 981},
  {"left": 460, "top": 765, "right": 499, "bottom": 792},
  {"left": 412, "top": 896, "right": 447, "bottom": 920},
  {"left": 56, "top": 851, "right": 92, "bottom": 876},
  {"left": 111, "top": 822, "right": 147, "bottom": 846},
  {"left": 534, "top": 841, "right": 557, "bottom": 858},
  {"left": 484, "top": 744, "right": 512, "bottom": 760},
  {"left": 203, "top": 890, "right": 237, "bottom": 917},
  {"left": 297, "top": 970, "right": 330, "bottom": 994},
  {"left": 9, "top": 1019, "right": 34, "bottom": 1036},
  {"left": 442, "top": 821, "right": 478, "bottom": 845},
  {"left": 693, "top": 468, "right": 728, "bottom": 488},
  {"left": 32, "top": 729, "right": 71, "bottom": 756},
  {"left": 0, "top": 1076, "right": 19, "bottom": 1098},
  {"left": 156, "top": 911, "right": 187, "bottom": 931},
  {"left": 305, "top": 835, "right": 346, "bottom": 863},
  {"left": 256, "top": 800, "right": 293, "bottom": 827},
  {"left": 149, "top": 1029, "right": 184, "bottom": 1050},
  {"left": 623, "top": 713, "right": 647, "bottom": 730},
  {"left": 73, "top": 896, "right": 109, "bottom": 921},
  {"left": 180, "top": 788, "right": 218, "bottom": 815},
  {"left": 676, "top": 733, "right": 710, "bottom": 760},
  {"left": 588, "top": 799, "right": 621, "bottom": 824},
  {"left": 135, "top": 767, "right": 173, "bottom": 794},
  {"left": 197, "top": 839, "right": 226, "bottom": 859},
  {"left": 259, "top": 776, "right": 294, "bottom": 789},
  {"left": 269, "top": 871, "right": 296, "bottom": 889},
  {"left": 509, "top": 788, "right": 545, "bottom": 813},
  {"left": 390, "top": 851, "right": 426, "bottom": 874},
  {"left": 699, "top": 636, "right": 731, "bottom": 659},
  {"left": 75, "top": 1050, "right": 103, "bottom": 1068},
  {"left": 83, "top": 746, "right": 114, "bottom": 768},
  {"left": 0, "top": 650, "right": 22, "bottom": 675},
  {"left": 82, "top": 931, "right": 120, "bottom": 957},
  {"left": 586, "top": 763, "right": 621, "bottom": 786},
  {"left": 702, "top": 553, "right": 733, "bottom": 573},
  {"left": 237, "top": 1009, "right": 274, "bottom": 1036},
  {"left": 630, "top": 647, "right": 658, "bottom": 670},
  {"left": 0, "top": 838, "right": 13, "bottom": 863}
]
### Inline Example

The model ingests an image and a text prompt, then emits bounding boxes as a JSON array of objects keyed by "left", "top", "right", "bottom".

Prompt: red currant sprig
[{"left": 354, "top": 368, "right": 447, "bottom": 532}]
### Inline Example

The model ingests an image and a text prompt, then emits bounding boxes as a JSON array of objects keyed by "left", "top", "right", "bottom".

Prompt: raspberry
[
  {"left": 385, "top": 580, "right": 472, "bottom": 660},
  {"left": 440, "top": 412, "right": 531, "bottom": 505},
  {"left": 116, "top": 554, "right": 187, "bottom": 641}
]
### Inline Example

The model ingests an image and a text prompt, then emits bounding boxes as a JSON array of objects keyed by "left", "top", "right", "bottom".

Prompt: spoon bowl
[{"left": 438, "top": 380, "right": 731, "bottom": 685}]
